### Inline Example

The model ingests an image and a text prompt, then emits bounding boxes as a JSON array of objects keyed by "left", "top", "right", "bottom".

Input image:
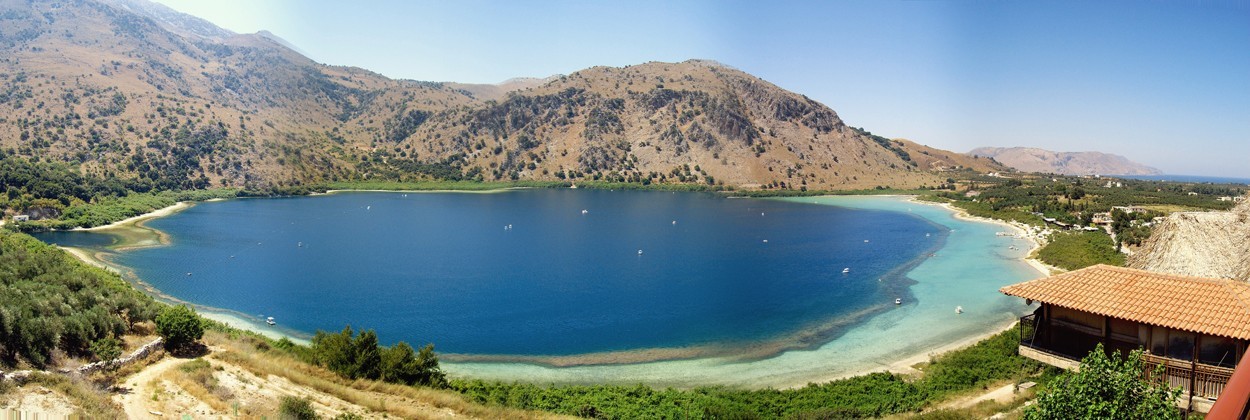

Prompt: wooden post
[{"left": 1190, "top": 337, "right": 1199, "bottom": 413}]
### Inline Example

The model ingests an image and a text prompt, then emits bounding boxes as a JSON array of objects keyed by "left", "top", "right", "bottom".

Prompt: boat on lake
[{"left": 266, "top": 316, "right": 276, "bottom": 326}]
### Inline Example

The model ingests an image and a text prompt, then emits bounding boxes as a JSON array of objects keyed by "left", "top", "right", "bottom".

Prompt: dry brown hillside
[
  {"left": 1127, "top": 197, "right": 1250, "bottom": 281},
  {"left": 967, "top": 147, "right": 1161, "bottom": 176},
  {"left": 1, "top": 0, "right": 998, "bottom": 191}
]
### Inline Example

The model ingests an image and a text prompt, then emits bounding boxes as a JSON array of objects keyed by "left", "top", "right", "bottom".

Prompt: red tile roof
[{"left": 1000, "top": 265, "right": 1250, "bottom": 340}]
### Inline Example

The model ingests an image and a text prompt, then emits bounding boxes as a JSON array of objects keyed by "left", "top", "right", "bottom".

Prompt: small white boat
[
  {"left": 761, "top": 212, "right": 765, "bottom": 216},
  {"left": 637, "top": 249, "right": 643, "bottom": 256},
  {"left": 581, "top": 209, "right": 589, "bottom": 214},
  {"left": 266, "top": 317, "right": 276, "bottom": 326},
  {"left": 925, "top": 233, "right": 931, "bottom": 237},
  {"left": 762, "top": 239, "right": 768, "bottom": 243},
  {"left": 298, "top": 242, "right": 303, "bottom": 247},
  {"left": 842, "top": 268, "right": 850, "bottom": 274},
  {"left": 863, "top": 239, "right": 869, "bottom": 243},
  {"left": 186, "top": 272, "right": 192, "bottom": 276},
  {"left": 672, "top": 220, "right": 677, "bottom": 225},
  {"left": 366, "top": 205, "right": 371, "bottom": 210},
  {"left": 895, "top": 298, "right": 902, "bottom": 305},
  {"left": 955, "top": 306, "right": 964, "bottom": 314}
]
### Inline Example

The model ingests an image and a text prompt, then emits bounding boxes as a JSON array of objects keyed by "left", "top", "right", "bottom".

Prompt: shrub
[
  {"left": 1025, "top": 344, "right": 1182, "bottom": 419},
  {"left": 155, "top": 305, "right": 204, "bottom": 350},
  {"left": 278, "top": 395, "right": 318, "bottom": 420}
]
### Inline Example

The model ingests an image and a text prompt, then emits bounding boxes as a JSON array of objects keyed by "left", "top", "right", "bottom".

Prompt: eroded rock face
[{"left": 1128, "top": 198, "right": 1250, "bottom": 281}]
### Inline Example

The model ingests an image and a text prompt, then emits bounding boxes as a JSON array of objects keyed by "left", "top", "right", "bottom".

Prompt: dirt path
[
  {"left": 114, "top": 356, "right": 186, "bottom": 419},
  {"left": 111, "top": 349, "right": 478, "bottom": 419}
]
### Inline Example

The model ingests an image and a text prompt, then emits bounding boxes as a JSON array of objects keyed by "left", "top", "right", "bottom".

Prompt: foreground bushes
[
  {"left": 304, "top": 326, "right": 447, "bottom": 388},
  {"left": 0, "top": 231, "right": 159, "bottom": 368}
]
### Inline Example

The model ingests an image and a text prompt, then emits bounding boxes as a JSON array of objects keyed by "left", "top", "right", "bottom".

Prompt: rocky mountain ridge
[
  {"left": 968, "top": 147, "right": 1161, "bottom": 176},
  {"left": 0, "top": 0, "right": 1003, "bottom": 192}
]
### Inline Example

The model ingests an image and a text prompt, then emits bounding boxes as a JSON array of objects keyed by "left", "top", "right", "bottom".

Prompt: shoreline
[
  {"left": 75, "top": 201, "right": 193, "bottom": 232},
  {"left": 321, "top": 188, "right": 523, "bottom": 195},
  {"left": 910, "top": 198, "right": 1059, "bottom": 277},
  {"left": 746, "top": 196, "right": 1048, "bottom": 388},
  {"left": 777, "top": 319, "right": 1021, "bottom": 389},
  {"left": 49, "top": 191, "right": 1045, "bottom": 389}
]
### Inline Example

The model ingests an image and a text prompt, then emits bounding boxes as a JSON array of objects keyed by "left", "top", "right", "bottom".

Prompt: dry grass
[
  {"left": 22, "top": 373, "right": 125, "bottom": 418},
  {"left": 162, "top": 358, "right": 233, "bottom": 412},
  {"left": 206, "top": 333, "right": 565, "bottom": 419}
]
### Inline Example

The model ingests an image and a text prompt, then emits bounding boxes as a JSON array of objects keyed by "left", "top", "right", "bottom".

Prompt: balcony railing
[
  {"left": 1017, "top": 314, "right": 1236, "bottom": 401},
  {"left": 1142, "top": 353, "right": 1236, "bottom": 399}
]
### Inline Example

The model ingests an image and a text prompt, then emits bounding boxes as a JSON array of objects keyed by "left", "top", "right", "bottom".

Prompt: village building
[
  {"left": 1112, "top": 205, "right": 1150, "bottom": 214},
  {"left": 1001, "top": 265, "right": 1250, "bottom": 413}
]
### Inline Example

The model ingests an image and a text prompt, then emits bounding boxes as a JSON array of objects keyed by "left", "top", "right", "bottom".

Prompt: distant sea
[
  {"left": 1118, "top": 174, "right": 1250, "bottom": 185},
  {"left": 36, "top": 191, "right": 1043, "bottom": 387}
]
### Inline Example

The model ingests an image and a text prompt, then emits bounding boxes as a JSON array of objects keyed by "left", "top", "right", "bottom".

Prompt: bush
[
  {"left": 310, "top": 326, "right": 446, "bottom": 388},
  {"left": 1025, "top": 344, "right": 1182, "bottom": 419},
  {"left": 381, "top": 342, "right": 447, "bottom": 387},
  {"left": 278, "top": 395, "right": 318, "bottom": 420},
  {"left": 0, "top": 230, "right": 158, "bottom": 368},
  {"left": 155, "top": 305, "right": 204, "bottom": 350}
]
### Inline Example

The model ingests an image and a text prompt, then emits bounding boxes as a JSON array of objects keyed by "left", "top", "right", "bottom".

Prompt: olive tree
[{"left": 155, "top": 304, "right": 204, "bottom": 350}]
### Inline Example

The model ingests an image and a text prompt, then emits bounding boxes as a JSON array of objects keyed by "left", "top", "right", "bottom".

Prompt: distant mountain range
[
  {"left": 966, "top": 147, "right": 1162, "bottom": 176},
  {"left": 0, "top": 0, "right": 1005, "bottom": 191}
]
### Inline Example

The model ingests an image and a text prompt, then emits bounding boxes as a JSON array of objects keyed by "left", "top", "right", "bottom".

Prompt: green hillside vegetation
[
  {"left": 0, "top": 230, "right": 159, "bottom": 368},
  {"left": 925, "top": 174, "right": 1244, "bottom": 269},
  {"left": 1036, "top": 231, "right": 1126, "bottom": 270}
]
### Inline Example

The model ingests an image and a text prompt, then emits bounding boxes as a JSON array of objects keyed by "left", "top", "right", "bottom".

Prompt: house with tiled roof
[{"left": 1001, "top": 264, "right": 1250, "bottom": 413}]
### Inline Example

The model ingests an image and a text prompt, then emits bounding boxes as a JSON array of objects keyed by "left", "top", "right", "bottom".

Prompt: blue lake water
[{"left": 38, "top": 191, "right": 1044, "bottom": 386}]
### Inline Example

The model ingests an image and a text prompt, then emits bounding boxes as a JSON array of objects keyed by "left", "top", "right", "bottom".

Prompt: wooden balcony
[{"left": 1017, "top": 314, "right": 1237, "bottom": 413}]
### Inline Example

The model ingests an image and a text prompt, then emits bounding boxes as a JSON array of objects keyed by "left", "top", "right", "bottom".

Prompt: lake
[{"left": 38, "top": 190, "right": 1043, "bottom": 386}]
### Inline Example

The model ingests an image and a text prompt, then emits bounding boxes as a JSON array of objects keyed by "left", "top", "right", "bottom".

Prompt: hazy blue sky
[{"left": 152, "top": 0, "right": 1250, "bottom": 177}]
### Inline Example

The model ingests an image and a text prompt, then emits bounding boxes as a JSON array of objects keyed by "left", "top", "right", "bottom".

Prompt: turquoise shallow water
[{"left": 444, "top": 196, "right": 1043, "bottom": 387}]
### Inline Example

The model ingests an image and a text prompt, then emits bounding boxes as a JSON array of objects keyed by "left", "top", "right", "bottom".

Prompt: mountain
[
  {"left": 967, "top": 147, "right": 1162, "bottom": 176},
  {"left": 1127, "top": 198, "right": 1250, "bottom": 281},
  {"left": 0, "top": 0, "right": 999, "bottom": 191}
]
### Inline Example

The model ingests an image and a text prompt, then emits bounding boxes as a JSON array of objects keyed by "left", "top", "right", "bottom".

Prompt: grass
[
  {"left": 18, "top": 373, "right": 125, "bottom": 418},
  {"left": 165, "top": 358, "right": 233, "bottom": 412},
  {"left": 1036, "top": 231, "right": 1125, "bottom": 270},
  {"left": 202, "top": 330, "right": 563, "bottom": 419}
]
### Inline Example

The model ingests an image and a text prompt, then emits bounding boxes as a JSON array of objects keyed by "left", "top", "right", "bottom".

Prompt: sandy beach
[
  {"left": 913, "top": 198, "right": 1061, "bottom": 277},
  {"left": 75, "top": 201, "right": 192, "bottom": 231}
]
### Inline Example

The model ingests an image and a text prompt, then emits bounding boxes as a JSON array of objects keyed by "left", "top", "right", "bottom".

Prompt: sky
[{"left": 152, "top": 0, "right": 1250, "bottom": 177}]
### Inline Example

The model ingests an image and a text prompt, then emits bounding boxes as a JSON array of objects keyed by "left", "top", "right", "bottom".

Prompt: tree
[
  {"left": 413, "top": 343, "right": 447, "bottom": 387},
  {"left": 351, "top": 329, "right": 381, "bottom": 380},
  {"left": 311, "top": 327, "right": 356, "bottom": 378},
  {"left": 380, "top": 341, "right": 419, "bottom": 384},
  {"left": 1024, "top": 344, "right": 1182, "bottom": 419},
  {"left": 155, "top": 305, "right": 204, "bottom": 350}
]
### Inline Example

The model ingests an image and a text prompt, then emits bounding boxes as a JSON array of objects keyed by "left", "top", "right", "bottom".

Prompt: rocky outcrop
[{"left": 1127, "top": 198, "right": 1250, "bottom": 281}]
